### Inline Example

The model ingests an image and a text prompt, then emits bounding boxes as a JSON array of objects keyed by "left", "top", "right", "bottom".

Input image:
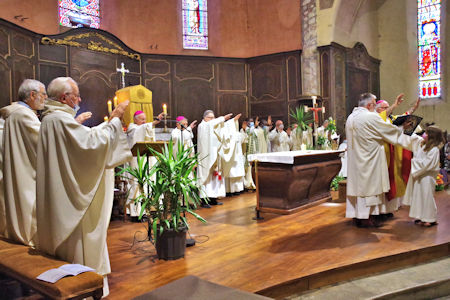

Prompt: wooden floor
[{"left": 106, "top": 190, "right": 450, "bottom": 299}]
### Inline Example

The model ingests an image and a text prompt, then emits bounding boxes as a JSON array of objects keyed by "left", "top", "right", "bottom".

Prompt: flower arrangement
[
  {"left": 436, "top": 173, "right": 444, "bottom": 191},
  {"left": 325, "top": 117, "right": 337, "bottom": 134},
  {"left": 330, "top": 175, "right": 345, "bottom": 191}
]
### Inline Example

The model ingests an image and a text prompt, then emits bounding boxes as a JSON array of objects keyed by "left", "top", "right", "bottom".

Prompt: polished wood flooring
[{"left": 106, "top": 190, "right": 450, "bottom": 299}]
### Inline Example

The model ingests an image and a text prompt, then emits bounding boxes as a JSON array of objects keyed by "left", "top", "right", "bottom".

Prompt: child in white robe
[{"left": 403, "top": 126, "right": 445, "bottom": 227}]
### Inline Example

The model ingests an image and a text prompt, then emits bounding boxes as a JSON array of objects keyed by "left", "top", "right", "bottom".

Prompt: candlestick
[
  {"left": 104, "top": 116, "right": 108, "bottom": 122},
  {"left": 113, "top": 96, "right": 118, "bottom": 108},
  {"left": 163, "top": 103, "right": 167, "bottom": 115},
  {"left": 107, "top": 100, "right": 112, "bottom": 114}
]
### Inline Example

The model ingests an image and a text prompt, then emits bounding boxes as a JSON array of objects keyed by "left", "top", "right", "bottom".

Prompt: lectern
[{"left": 131, "top": 141, "right": 168, "bottom": 157}]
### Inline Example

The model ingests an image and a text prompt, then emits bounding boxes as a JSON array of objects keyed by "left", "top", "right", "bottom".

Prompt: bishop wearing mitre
[{"left": 36, "top": 77, "right": 132, "bottom": 296}]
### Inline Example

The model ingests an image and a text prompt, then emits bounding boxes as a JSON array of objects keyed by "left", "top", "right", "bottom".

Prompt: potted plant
[
  {"left": 290, "top": 106, "right": 313, "bottom": 147},
  {"left": 118, "top": 140, "right": 205, "bottom": 260}
]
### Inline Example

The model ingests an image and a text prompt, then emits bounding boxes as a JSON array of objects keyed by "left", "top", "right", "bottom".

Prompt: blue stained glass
[{"left": 182, "top": 0, "right": 208, "bottom": 50}]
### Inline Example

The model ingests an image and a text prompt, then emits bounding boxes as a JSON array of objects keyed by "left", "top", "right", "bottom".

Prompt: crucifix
[
  {"left": 116, "top": 62, "right": 129, "bottom": 89},
  {"left": 304, "top": 96, "right": 325, "bottom": 148}
]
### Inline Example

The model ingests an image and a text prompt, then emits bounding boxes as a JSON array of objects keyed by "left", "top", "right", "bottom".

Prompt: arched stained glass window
[
  {"left": 418, "top": 0, "right": 441, "bottom": 99},
  {"left": 59, "top": 0, "right": 100, "bottom": 29},
  {"left": 182, "top": 0, "right": 208, "bottom": 50}
]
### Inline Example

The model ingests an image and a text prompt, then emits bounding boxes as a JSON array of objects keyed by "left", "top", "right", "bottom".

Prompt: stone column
[{"left": 301, "top": 0, "right": 319, "bottom": 95}]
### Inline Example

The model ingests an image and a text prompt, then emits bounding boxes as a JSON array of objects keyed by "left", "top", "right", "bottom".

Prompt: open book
[
  {"left": 36, "top": 264, "right": 95, "bottom": 283},
  {"left": 392, "top": 114, "right": 423, "bottom": 136}
]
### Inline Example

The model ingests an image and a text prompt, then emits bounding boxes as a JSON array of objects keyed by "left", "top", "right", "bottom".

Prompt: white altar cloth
[{"left": 247, "top": 150, "right": 343, "bottom": 165}]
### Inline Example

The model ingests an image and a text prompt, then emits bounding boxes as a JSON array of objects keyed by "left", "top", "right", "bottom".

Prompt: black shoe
[
  {"left": 210, "top": 201, "right": 223, "bottom": 205},
  {"left": 200, "top": 203, "right": 211, "bottom": 208}
]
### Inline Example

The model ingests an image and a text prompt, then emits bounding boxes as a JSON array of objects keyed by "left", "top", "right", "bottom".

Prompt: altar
[{"left": 248, "top": 150, "right": 343, "bottom": 215}]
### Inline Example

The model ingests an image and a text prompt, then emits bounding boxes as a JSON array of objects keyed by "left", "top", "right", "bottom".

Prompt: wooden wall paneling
[
  {"left": 0, "top": 26, "right": 12, "bottom": 106},
  {"left": 10, "top": 31, "right": 36, "bottom": 102},
  {"left": 346, "top": 66, "right": 370, "bottom": 117},
  {"left": 12, "top": 57, "right": 35, "bottom": 102},
  {"left": 143, "top": 57, "right": 172, "bottom": 119},
  {"left": 217, "top": 93, "right": 248, "bottom": 118},
  {"left": 286, "top": 52, "right": 303, "bottom": 101},
  {"left": 38, "top": 44, "right": 67, "bottom": 64},
  {"left": 333, "top": 49, "right": 346, "bottom": 135},
  {"left": 216, "top": 61, "right": 247, "bottom": 92},
  {"left": 38, "top": 64, "right": 68, "bottom": 87}
]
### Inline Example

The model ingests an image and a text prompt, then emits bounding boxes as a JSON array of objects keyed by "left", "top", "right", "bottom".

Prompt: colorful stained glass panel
[
  {"left": 182, "top": 0, "right": 208, "bottom": 50},
  {"left": 417, "top": 0, "right": 441, "bottom": 99},
  {"left": 59, "top": 0, "right": 100, "bottom": 29}
]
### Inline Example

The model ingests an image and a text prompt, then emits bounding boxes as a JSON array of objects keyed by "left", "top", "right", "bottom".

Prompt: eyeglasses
[{"left": 66, "top": 92, "right": 81, "bottom": 99}]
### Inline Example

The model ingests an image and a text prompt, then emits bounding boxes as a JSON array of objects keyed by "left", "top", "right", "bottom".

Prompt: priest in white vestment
[
  {"left": 197, "top": 110, "right": 238, "bottom": 207},
  {"left": 0, "top": 118, "right": 5, "bottom": 238},
  {"left": 268, "top": 120, "right": 292, "bottom": 152},
  {"left": 171, "top": 115, "right": 196, "bottom": 158},
  {"left": 36, "top": 77, "right": 132, "bottom": 296},
  {"left": 346, "top": 92, "right": 412, "bottom": 227},
  {"left": 0, "top": 79, "right": 46, "bottom": 246},
  {"left": 126, "top": 110, "right": 164, "bottom": 218},
  {"left": 223, "top": 118, "right": 245, "bottom": 193},
  {"left": 240, "top": 120, "right": 256, "bottom": 190}
]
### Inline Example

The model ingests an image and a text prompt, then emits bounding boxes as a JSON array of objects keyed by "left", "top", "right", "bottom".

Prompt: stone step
[{"left": 288, "top": 257, "right": 450, "bottom": 300}]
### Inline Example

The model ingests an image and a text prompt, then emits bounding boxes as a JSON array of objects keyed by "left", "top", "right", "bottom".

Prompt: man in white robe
[
  {"left": 0, "top": 118, "right": 5, "bottom": 238},
  {"left": 223, "top": 117, "right": 245, "bottom": 194},
  {"left": 0, "top": 79, "right": 46, "bottom": 246},
  {"left": 268, "top": 120, "right": 292, "bottom": 152},
  {"left": 126, "top": 110, "right": 164, "bottom": 218},
  {"left": 171, "top": 115, "right": 196, "bottom": 158},
  {"left": 36, "top": 77, "right": 132, "bottom": 296},
  {"left": 346, "top": 92, "right": 411, "bottom": 227},
  {"left": 240, "top": 119, "right": 256, "bottom": 190},
  {"left": 197, "top": 110, "right": 239, "bottom": 207}
]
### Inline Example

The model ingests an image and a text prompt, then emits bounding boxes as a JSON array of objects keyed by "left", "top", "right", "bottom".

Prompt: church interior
[{"left": 0, "top": 0, "right": 449, "bottom": 299}]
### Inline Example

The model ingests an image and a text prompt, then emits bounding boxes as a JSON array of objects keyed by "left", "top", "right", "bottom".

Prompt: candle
[
  {"left": 312, "top": 96, "right": 317, "bottom": 107},
  {"left": 322, "top": 106, "right": 326, "bottom": 114},
  {"left": 104, "top": 116, "right": 108, "bottom": 122},
  {"left": 304, "top": 105, "right": 309, "bottom": 112},
  {"left": 163, "top": 103, "right": 167, "bottom": 115},
  {"left": 107, "top": 100, "right": 112, "bottom": 114},
  {"left": 113, "top": 96, "right": 118, "bottom": 108}
]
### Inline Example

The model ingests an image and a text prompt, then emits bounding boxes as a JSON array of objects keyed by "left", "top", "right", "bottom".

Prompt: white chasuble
[
  {"left": 171, "top": 127, "right": 194, "bottom": 158},
  {"left": 254, "top": 127, "right": 269, "bottom": 153},
  {"left": 126, "top": 122, "right": 156, "bottom": 217},
  {"left": 0, "top": 103, "right": 40, "bottom": 246},
  {"left": 36, "top": 99, "right": 132, "bottom": 277},
  {"left": 222, "top": 119, "right": 245, "bottom": 193},
  {"left": 403, "top": 136, "right": 440, "bottom": 223},
  {"left": 0, "top": 118, "right": 5, "bottom": 237},
  {"left": 197, "top": 117, "right": 226, "bottom": 198},
  {"left": 268, "top": 129, "right": 292, "bottom": 152}
]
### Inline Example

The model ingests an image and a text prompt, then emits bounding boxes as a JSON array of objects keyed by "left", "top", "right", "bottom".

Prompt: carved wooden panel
[
  {"left": 0, "top": 60, "right": 11, "bottom": 106},
  {"left": 320, "top": 52, "right": 330, "bottom": 98},
  {"left": 0, "top": 28, "right": 9, "bottom": 58},
  {"left": 12, "top": 33, "right": 34, "bottom": 58},
  {"left": 249, "top": 60, "right": 284, "bottom": 101},
  {"left": 250, "top": 101, "right": 286, "bottom": 123},
  {"left": 145, "top": 77, "right": 171, "bottom": 116},
  {"left": 174, "top": 61, "right": 214, "bottom": 81},
  {"left": 217, "top": 94, "right": 247, "bottom": 117},
  {"left": 12, "top": 57, "right": 35, "bottom": 100},
  {"left": 76, "top": 72, "right": 116, "bottom": 127},
  {"left": 174, "top": 79, "right": 214, "bottom": 123},
  {"left": 39, "top": 44, "right": 67, "bottom": 64},
  {"left": 287, "top": 54, "right": 302, "bottom": 100},
  {"left": 144, "top": 59, "right": 170, "bottom": 76},
  {"left": 347, "top": 67, "right": 370, "bottom": 116},
  {"left": 39, "top": 64, "right": 68, "bottom": 87},
  {"left": 71, "top": 48, "right": 116, "bottom": 81},
  {"left": 217, "top": 62, "right": 246, "bottom": 91}
]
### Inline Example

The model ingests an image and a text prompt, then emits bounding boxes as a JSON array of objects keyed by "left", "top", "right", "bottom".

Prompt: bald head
[{"left": 275, "top": 120, "right": 284, "bottom": 131}]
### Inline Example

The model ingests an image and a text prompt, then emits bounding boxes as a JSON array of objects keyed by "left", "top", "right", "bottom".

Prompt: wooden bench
[{"left": 0, "top": 238, "right": 103, "bottom": 300}]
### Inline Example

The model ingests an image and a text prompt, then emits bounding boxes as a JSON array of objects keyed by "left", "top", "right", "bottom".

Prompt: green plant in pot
[
  {"left": 289, "top": 106, "right": 313, "bottom": 140},
  {"left": 118, "top": 139, "right": 205, "bottom": 260}
]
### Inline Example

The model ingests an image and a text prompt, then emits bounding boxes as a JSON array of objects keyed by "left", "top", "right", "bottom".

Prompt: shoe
[
  {"left": 200, "top": 203, "right": 211, "bottom": 208},
  {"left": 386, "top": 213, "right": 394, "bottom": 218},
  {"left": 210, "top": 201, "right": 223, "bottom": 205},
  {"left": 422, "top": 222, "right": 438, "bottom": 227}
]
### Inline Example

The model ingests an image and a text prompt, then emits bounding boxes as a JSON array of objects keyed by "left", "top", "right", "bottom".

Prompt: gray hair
[
  {"left": 47, "top": 77, "right": 77, "bottom": 100},
  {"left": 18, "top": 79, "right": 45, "bottom": 102},
  {"left": 358, "top": 92, "right": 376, "bottom": 107},
  {"left": 203, "top": 110, "right": 214, "bottom": 119}
]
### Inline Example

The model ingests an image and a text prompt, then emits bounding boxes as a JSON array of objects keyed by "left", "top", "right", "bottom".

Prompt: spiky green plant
[
  {"left": 290, "top": 106, "right": 313, "bottom": 133},
  {"left": 118, "top": 139, "right": 205, "bottom": 242}
]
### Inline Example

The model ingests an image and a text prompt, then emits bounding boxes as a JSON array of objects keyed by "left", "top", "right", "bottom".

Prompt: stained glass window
[
  {"left": 182, "top": 0, "right": 208, "bottom": 50},
  {"left": 418, "top": 0, "right": 441, "bottom": 99},
  {"left": 59, "top": 0, "right": 100, "bottom": 29}
]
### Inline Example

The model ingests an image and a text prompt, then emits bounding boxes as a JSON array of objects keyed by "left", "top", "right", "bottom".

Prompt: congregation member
[
  {"left": 403, "top": 126, "right": 445, "bottom": 227},
  {"left": 0, "top": 79, "right": 46, "bottom": 246},
  {"left": 126, "top": 110, "right": 164, "bottom": 218},
  {"left": 197, "top": 110, "right": 241, "bottom": 208},
  {"left": 171, "top": 115, "right": 196, "bottom": 157},
  {"left": 36, "top": 77, "right": 132, "bottom": 296},
  {"left": 345, "top": 92, "right": 413, "bottom": 228},
  {"left": 268, "top": 119, "right": 292, "bottom": 152}
]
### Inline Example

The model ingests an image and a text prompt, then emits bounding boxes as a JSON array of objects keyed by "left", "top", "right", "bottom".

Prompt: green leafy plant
[
  {"left": 325, "top": 117, "right": 337, "bottom": 134},
  {"left": 330, "top": 175, "right": 345, "bottom": 191},
  {"left": 290, "top": 106, "right": 313, "bottom": 132},
  {"left": 118, "top": 140, "right": 205, "bottom": 242},
  {"left": 317, "top": 135, "right": 327, "bottom": 146}
]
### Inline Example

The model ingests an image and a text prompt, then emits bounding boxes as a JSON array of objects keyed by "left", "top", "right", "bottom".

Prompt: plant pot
[{"left": 155, "top": 227, "right": 187, "bottom": 260}]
